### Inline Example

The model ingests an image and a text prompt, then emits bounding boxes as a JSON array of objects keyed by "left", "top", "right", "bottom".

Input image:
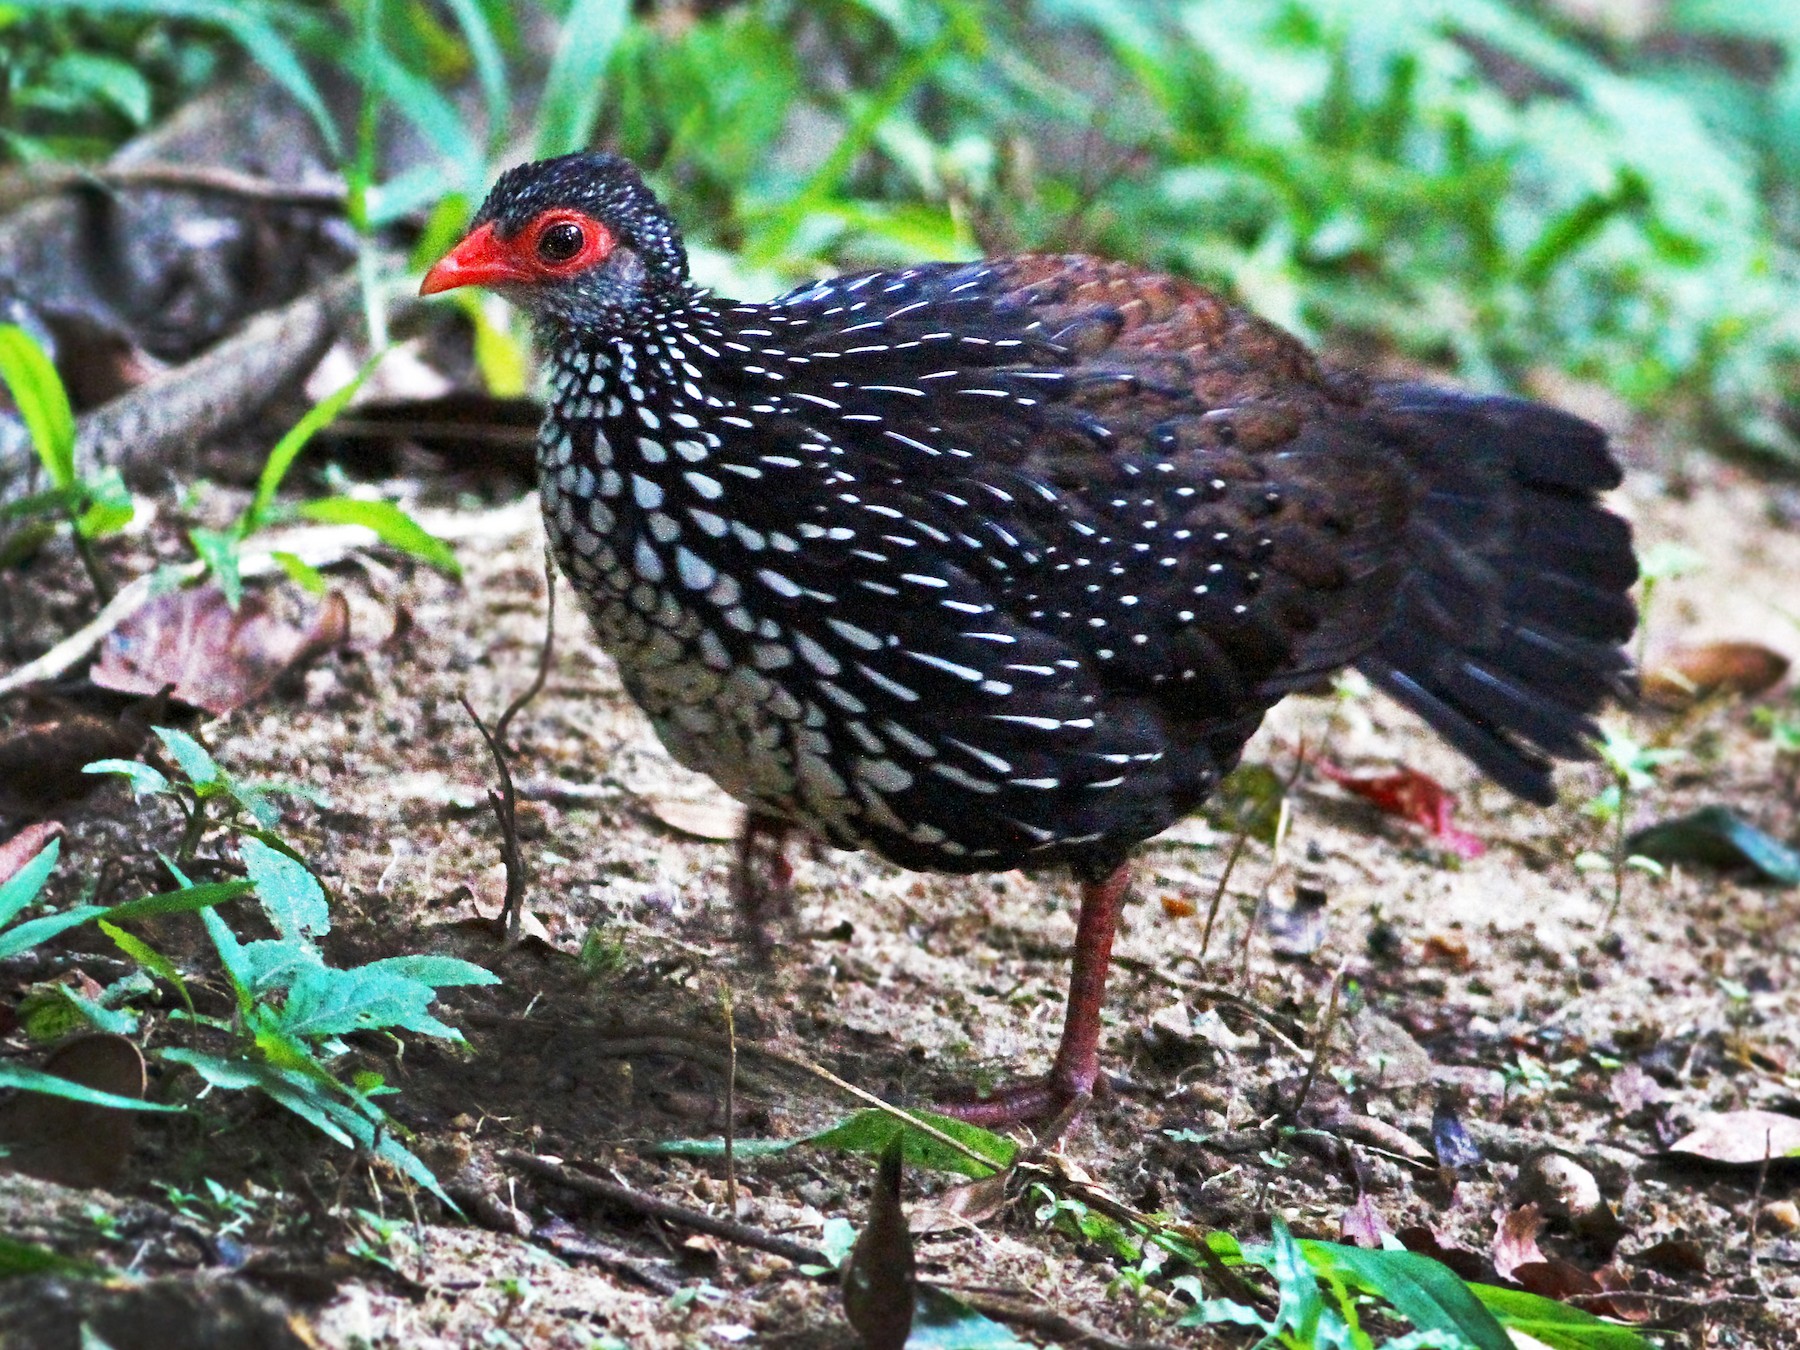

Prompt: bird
[{"left": 421, "top": 152, "right": 1637, "bottom": 1126}]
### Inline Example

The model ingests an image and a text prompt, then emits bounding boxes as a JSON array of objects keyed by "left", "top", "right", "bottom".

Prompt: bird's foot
[
  {"left": 730, "top": 812, "right": 796, "bottom": 957},
  {"left": 932, "top": 1064, "right": 1106, "bottom": 1132}
]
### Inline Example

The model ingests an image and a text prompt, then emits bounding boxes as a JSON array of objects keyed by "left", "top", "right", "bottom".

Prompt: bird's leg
[
  {"left": 730, "top": 810, "right": 796, "bottom": 954},
  {"left": 936, "top": 862, "right": 1132, "bottom": 1128}
]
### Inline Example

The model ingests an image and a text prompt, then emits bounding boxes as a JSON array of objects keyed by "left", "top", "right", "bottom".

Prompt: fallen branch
[
  {"left": 954, "top": 1290, "right": 1186, "bottom": 1350},
  {"left": 500, "top": 1150, "right": 825, "bottom": 1268},
  {"left": 0, "top": 161, "right": 349, "bottom": 212}
]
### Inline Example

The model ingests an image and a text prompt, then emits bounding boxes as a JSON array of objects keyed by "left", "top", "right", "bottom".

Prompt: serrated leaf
[
  {"left": 295, "top": 496, "right": 460, "bottom": 576},
  {"left": 810, "top": 1108, "right": 1017, "bottom": 1179},
  {"left": 907, "top": 1287, "right": 1032, "bottom": 1348},
  {"left": 240, "top": 837, "right": 331, "bottom": 938},
  {"left": 81, "top": 759, "right": 171, "bottom": 798},
  {"left": 275, "top": 963, "right": 462, "bottom": 1041},
  {"left": 153, "top": 726, "right": 221, "bottom": 787},
  {"left": 361, "top": 954, "right": 500, "bottom": 988}
]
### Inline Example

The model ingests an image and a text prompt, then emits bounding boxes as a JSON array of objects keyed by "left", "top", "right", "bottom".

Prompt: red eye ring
[{"left": 523, "top": 209, "right": 614, "bottom": 275}]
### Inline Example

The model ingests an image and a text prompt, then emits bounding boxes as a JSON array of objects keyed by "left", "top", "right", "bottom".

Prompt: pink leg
[
  {"left": 937, "top": 862, "right": 1132, "bottom": 1128},
  {"left": 730, "top": 811, "right": 795, "bottom": 952}
]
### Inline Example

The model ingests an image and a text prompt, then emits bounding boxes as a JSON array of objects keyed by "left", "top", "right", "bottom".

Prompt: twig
[
  {"left": 1197, "top": 823, "right": 1252, "bottom": 963},
  {"left": 1112, "top": 956, "right": 1308, "bottom": 1057},
  {"left": 0, "top": 161, "right": 349, "bottom": 210},
  {"left": 532, "top": 1216, "right": 679, "bottom": 1296},
  {"left": 1750, "top": 1124, "right": 1773, "bottom": 1272},
  {"left": 495, "top": 547, "right": 557, "bottom": 754},
  {"left": 953, "top": 1291, "right": 1184, "bottom": 1350},
  {"left": 460, "top": 695, "right": 526, "bottom": 939},
  {"left": 0, "top": 500, "right": 541, "bottom": 695},
  {"left": 500, "top": 1151, "right": 826, "bottom": 1268},
  {"left": 1287, "top": 958, "right": 1348, "bottom": 1120},
  {"left": 721, "top": 982, "right": 739, "bottom": 1220}
]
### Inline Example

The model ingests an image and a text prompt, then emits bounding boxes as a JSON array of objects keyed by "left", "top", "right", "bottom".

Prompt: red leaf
[{"left": 1317, "top": 760, "right": 1485, "bottom": 858}]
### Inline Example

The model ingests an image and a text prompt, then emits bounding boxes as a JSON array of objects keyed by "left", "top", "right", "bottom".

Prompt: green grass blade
[
  {"left": 0, "top": 1062, "right": 183, "bottom": 1113},
  {"left": 244, "top": 352, "right": 387, "bottom": 537},
  {"left": 534, "top": 0, "right": 628, "bottom": 159},
  {"left": 294, "top": 496, "right": 460, "bottom": 576},
  {"left": 0, "top": 838, "right": 60, "bottom": 929},
  {"left": 0, "top": 324, "right": 77, "bottom": 490},
  {"left": 1300, "top": 1240, "right": 1512, "bottom": 1350}
]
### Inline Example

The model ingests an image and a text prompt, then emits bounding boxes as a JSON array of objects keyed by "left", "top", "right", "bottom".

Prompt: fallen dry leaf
[
  {"left": 0, "top": 1033, "right": 147, "bottom": 1188},
  {"left": 1667, "top": 1108, "right": 1800, "bottom": 1164},
  {"left": 92, "top": 584, "right": 349, "bottom": 715},
  {"left": 0, "top": 821, "right": 63, "bottom": 884},
  {"left": 1316, "top": 760, "right": 1484, "bottom": 858},
  {"left": 1339, "top": 1193, "right": 1391, "bottom": 1248},
  {"left": 1491, "top": 1202, "right": 1547, "bottom": 1280},
  {"left": 1642, "top": 640, "right": 1790, "bottom": 708},
  {"left": 908, "top": 1170, "right": 1010, "bottom": 1235},
  {"left": 643, "top": 793, "right": 745, "bottom": 842}
]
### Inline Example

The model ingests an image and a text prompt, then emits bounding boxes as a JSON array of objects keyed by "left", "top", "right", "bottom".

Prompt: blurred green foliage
[{"left": 6, "top": 0, "right": 1799, "bottom": 461}]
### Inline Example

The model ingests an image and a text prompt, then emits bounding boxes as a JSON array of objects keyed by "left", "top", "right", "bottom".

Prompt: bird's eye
[{"left": 536, "top": 221, "right": 587, "bottom": 264}]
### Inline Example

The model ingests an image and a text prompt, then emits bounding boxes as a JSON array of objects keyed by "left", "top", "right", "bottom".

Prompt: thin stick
[
  {"left": 1749, "top": 1124, "right": 1772, "bottom": 1273},
  {"left": 500, "top": 1151, "right": 825, "bottom": 1268},
  {"left": 1197, "top": 824, "right": 1251, "bottom": 963},
  {"left": 496, "top": 547, "right": 558, "bottom": 753},
  {"left": 460, "top": 695, "right": 526, "bottom": 938},
  {"left": 721, "top": 982, "right": 739, "bottom": 1219},
  {"left": 1287, "top": 959, "right": 1348, "bottom": 1121}
]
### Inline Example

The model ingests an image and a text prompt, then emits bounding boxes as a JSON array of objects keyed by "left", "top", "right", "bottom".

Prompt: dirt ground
[{"left": 2, "top": 416, "right": 1799, "bottom": 1349}]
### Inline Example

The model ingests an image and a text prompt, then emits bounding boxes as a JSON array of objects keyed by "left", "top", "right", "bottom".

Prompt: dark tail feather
[{"left": 1354, "top": 383, "right": 1637, "bottom": 805}]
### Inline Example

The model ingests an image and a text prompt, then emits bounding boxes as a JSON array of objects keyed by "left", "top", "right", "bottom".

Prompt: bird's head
[{"left": 420, "top": 153, "right": 690, "bottom": 332}]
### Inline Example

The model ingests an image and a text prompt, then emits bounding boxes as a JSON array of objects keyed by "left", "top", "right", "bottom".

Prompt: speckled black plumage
[{"left": 466, "top": 153, "right": 1637, "bottom": 886}]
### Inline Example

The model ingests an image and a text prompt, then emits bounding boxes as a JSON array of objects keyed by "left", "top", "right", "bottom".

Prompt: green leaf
[
  {"left": 82, "top": 759, "right": 172, "bottom": 798},
  {"left": 240, "top": 837, "right": 331, "bottom": 938},
  {"left": 275, "top": 962, "right": 463, "bottom": 1041},
  {"left": 0, "top": 838, "right": 59, "bottom": 928},
  {"left": 1470, "top": 1283, "right": 1652, "bottom": 1350},
  {"left": 45, "top": 51, "right": 152, "bottom": 126},
  {"left": 908, "top": 1286, "right": 1032, "bottom": 1348},
  {"left": 98, "top": 919, "right": 193, "bottom": 1016},
  {"left": 295, "top": 496, "right": 460, "bottom": 576},
  {"left": 1301, "top": 1239, "right": 1512, "bottom": 1350},
  {"left": 0, "top": 324, "right": 76, "bottom": 490},
  {"left": 153, "top": 727, "right": 223, "bottom": 788},
  {"left": 0, "top": 1235, "right": 100, "bottom": 1279},
  {"left": 75, "top": 466, "right": 134, "bottom": 539},
  {"left": 360, "top": 954, "right": 500, "bottom": 988},
  {"left": 158, "top": 1049, "right": 457, "bottom": 1211},
  {"left": 534, "top": 0, "right": 628, "bottom": 158},
  {"left": 189, "top": 529, "right": 243, "bottom": 612},
  {"left": 811, "top": 1107, "right": 1018, "bottom": 1179},
  {"left": 0, "top": 1062, "right": 181, "bottom": 1113},
  {"left": 101, "top": 880, "right": 254, "bottom": 926},
  {"left": 1627, "top": 806, "right": 1800, "bottom": 885},
  {"left": 270, "top": 550, "right": 328, "bottom": 594},
  {"left": 243, "top": 353, "right": 386, "bottom": 538}
]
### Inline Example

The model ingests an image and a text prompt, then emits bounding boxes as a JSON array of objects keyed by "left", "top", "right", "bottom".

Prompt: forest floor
[{"left": 2, "top": 409, "right": 1799, "bottom": 1350}]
